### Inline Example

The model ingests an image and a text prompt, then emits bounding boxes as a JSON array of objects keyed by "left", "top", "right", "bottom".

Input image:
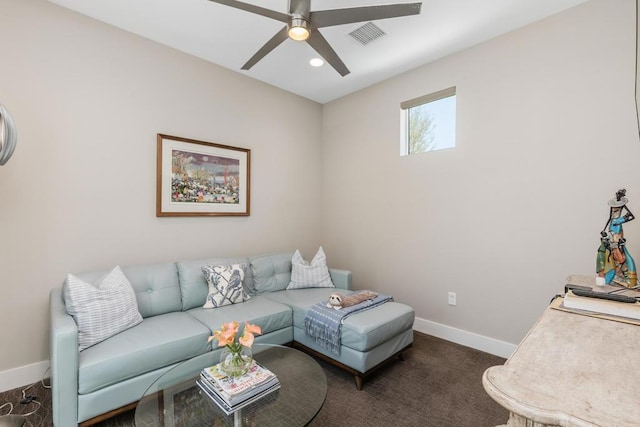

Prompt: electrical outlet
[{"left": 448, "top": 292, "right": 457, "bottom": 306}]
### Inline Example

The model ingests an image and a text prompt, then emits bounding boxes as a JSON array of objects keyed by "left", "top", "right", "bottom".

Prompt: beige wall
[
  {"left": 0, "top": 0, "right": 323, "bottom": 376},
  {"left": 321, "top": 0, "right": 640, "bottom": 345}
]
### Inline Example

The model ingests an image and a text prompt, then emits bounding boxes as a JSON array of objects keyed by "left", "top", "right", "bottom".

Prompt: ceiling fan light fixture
[{"left": 288, "top": 17, "right": 310, "bottom": 41}]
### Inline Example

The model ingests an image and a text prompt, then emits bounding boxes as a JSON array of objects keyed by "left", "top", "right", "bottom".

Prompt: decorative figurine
[{"left": 597, "top": 189, "right": 637, "bottom": 287}]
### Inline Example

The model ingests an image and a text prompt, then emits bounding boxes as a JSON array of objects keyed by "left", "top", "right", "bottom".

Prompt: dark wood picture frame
[{"left": 156, "top": 134, "right": 250, "bottom": 217}]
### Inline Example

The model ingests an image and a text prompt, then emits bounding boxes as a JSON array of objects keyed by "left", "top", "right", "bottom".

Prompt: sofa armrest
[
  {"left": 50, "top": 288, "right": 79, "bottom": 427},
  {"left": 329, "top": 269, "right": 352, "bottom": 290}
]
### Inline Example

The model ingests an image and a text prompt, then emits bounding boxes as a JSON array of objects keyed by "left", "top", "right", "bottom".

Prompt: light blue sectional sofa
[{"left": 49, "top": 252, "right": 415, "bottom": 426}]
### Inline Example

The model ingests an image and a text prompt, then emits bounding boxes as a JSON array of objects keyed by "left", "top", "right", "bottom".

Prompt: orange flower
[
  {"left": 239, "top": 321, "right": 262, "bottom": 347},
  {"left": 208, "top": 320, "right": 261, "bottom": 349},
  {"left": 244, "top": 321, "right": 262, "bottom": 335},
  {"left": 210, "top": 321, "right": 239, "bottom": 346}
]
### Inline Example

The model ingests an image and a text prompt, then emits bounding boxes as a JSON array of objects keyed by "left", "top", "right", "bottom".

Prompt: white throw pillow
[
  {"left": 202, "top": 264, "right": 251, "bottom": 308},
  {"left": 287, "top": 247, "right": 335, "bottom": 290},
  {"left": 64, "top": 266, "right": 143, "bottom": 351}
]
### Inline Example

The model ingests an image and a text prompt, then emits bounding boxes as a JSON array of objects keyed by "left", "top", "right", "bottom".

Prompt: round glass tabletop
[{"left": 135, "top": 345, "right": 327, "bottom": 427}]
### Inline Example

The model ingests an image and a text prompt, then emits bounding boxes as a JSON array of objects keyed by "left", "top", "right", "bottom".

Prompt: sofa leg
[
  {"left": 354, "top": 375, "right": 364, "bottom": 390},
  {"left": 79, "top": 401, "right": 138, "bottom": 426},
  {"left": 293, "top": 341, "right": 413, "bottom": 391}
]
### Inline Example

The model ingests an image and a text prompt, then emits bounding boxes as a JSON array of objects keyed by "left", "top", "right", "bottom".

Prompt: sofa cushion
[
  {"left": 77, "top": 312, "right": 210, "bottom": 394},
  {"left": 187, "top": 296, "right": 292, "bottom": 339},
  {"left": 177, "top": 257, "right": 253, "bottom": 310},
  {"left": 287, "top": 247, "right": 334, "bottom": 290},
  {"left": 340, "top": 302, "right": 415, "bottom": 351},
  {"left": 124, "top": 263, "right": 183, "bottom": 317},
  {"left": 202, "top": 264, "right": 251, "bottom": 308},
  {"left": 64, "top": 266, "right": 143, "bottom": 351},
  {"left": 265, "top": 289, "right": 414, "bottom": 352},
  {"left": 249, "top": 252, "right": 293, "bottom": 294},
  {"left": 262, "top": 288, "right": 338, "bottom": 328}
]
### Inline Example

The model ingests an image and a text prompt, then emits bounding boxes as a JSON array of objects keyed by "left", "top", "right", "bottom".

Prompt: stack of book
[
  {"left": 196, "top": 360, "right": 280, "bottom": 414},
  {"left": 562, "top": 289, "right": 640, "bottom": 320}
]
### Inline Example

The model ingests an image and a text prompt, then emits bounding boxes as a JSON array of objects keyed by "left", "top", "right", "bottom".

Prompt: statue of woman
[{"left": 598, "top": 189, "right": 637, "bottom": 287}]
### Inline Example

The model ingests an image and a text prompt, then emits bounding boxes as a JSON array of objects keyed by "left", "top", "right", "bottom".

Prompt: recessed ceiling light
[{"left": 309, "top": 58, "right": 324, "bottom": 67}]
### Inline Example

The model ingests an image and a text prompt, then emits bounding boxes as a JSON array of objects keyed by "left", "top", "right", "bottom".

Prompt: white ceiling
[{"left": 48, "top": 0, "right": 589, "bottom": 104}]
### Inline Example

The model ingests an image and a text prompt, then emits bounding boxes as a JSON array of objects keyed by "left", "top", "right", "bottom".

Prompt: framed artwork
[{"left": 156, "top": 134, "right": 250, "bottom": 216}]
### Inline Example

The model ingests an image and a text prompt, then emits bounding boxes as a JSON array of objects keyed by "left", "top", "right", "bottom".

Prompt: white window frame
[{"left": 400, "top": 86, "right": 456, "bottom": 155}]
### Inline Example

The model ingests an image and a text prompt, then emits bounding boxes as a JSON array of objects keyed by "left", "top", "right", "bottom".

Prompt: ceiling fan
[{"left": 208, "top": 0, "right": 422, "bottom": 76}]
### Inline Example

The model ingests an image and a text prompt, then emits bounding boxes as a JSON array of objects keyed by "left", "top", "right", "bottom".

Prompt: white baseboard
[
  {"left": 0, "top": 360, "right": 50, "bottom": 393},
  {"left": 0, "top": 321, "right": 514, "bottom": 393},
  {"left": 414, "top": 316, "right": 517, "bottom": 359}
]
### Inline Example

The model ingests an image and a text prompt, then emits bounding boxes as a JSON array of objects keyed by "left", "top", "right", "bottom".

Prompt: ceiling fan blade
[
  {"left": 241, "top": 26, "right": 289, "bottom": 71},
  {"left": 310, "top": 2, "right": 422, "bottom": 28},
  {"left": 208, "top": 0, "right": 290, "bottom": 23},
  {"left": 306, "top": 30, "right": 350, "bottom": 76}
]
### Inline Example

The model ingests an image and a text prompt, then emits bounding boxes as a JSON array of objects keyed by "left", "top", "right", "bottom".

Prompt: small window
[{"left": 401, "top": 87, "right": 456, "bottom": 155}]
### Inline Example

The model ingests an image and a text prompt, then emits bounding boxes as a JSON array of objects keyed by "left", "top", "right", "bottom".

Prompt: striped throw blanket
[{"left": 304, "top": 291, "right": 393, "bottom": 355}]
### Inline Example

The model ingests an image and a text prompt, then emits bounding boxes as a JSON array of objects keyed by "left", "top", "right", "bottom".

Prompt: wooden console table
[{"left": 483, "top": 292, "right": 640, "bottom": 426}]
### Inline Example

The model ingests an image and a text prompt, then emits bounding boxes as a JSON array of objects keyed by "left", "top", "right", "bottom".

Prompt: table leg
[{"left": 504, "top": 412, "right": 561, "bottom": 427}]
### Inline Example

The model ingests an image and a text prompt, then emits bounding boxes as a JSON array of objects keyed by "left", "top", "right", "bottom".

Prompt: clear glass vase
[{"left": 219, "top": 345, "right": 253, "bottom": 377}]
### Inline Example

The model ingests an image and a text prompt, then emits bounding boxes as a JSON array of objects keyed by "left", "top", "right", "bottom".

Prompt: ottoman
[{"left": 265, "top": 287, "right": 415, "bottom": 389}]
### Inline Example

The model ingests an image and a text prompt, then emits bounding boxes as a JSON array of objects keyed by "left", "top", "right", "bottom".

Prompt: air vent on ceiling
[{"left": 348, "top": 22, "right": 387, "bottom": 46}]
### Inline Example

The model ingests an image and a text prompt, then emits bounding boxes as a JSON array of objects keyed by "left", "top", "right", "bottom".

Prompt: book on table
[
  {"left": 201, "top": 359, "right": 278, "bottom": 400},
  {"left": 199, "top": 364, "right": 280, "bottom": 406},
  {"left": 562, "top": 290, "right": 640, "bottom": 320},
  {"left": 196, "top": 377, "right": 280, "bottom": 415},
  {"left": 197, "top": 359, "right": 280, "bottom": 414}
]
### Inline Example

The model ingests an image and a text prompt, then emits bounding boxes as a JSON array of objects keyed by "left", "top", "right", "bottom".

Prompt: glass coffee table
[{"left": 135, "top": 345, "right": 327, "bottom": 427}]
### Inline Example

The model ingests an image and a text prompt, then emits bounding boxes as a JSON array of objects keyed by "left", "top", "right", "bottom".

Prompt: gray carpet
[{"left": 0, "top": 332, "right": 509, "bottom": 426}]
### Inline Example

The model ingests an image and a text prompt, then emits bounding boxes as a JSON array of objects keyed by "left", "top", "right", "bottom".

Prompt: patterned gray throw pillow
[
  {"left": 64, "top": 266, "right": 143, "bottom": 351},
  {"left": 202, "top": 264, "right": 251, "bottom": 308}
]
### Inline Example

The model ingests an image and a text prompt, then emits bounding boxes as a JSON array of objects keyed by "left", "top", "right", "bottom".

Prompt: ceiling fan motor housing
[{"left": 289, "top": 16, "right": 311, "bottom": 41}]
